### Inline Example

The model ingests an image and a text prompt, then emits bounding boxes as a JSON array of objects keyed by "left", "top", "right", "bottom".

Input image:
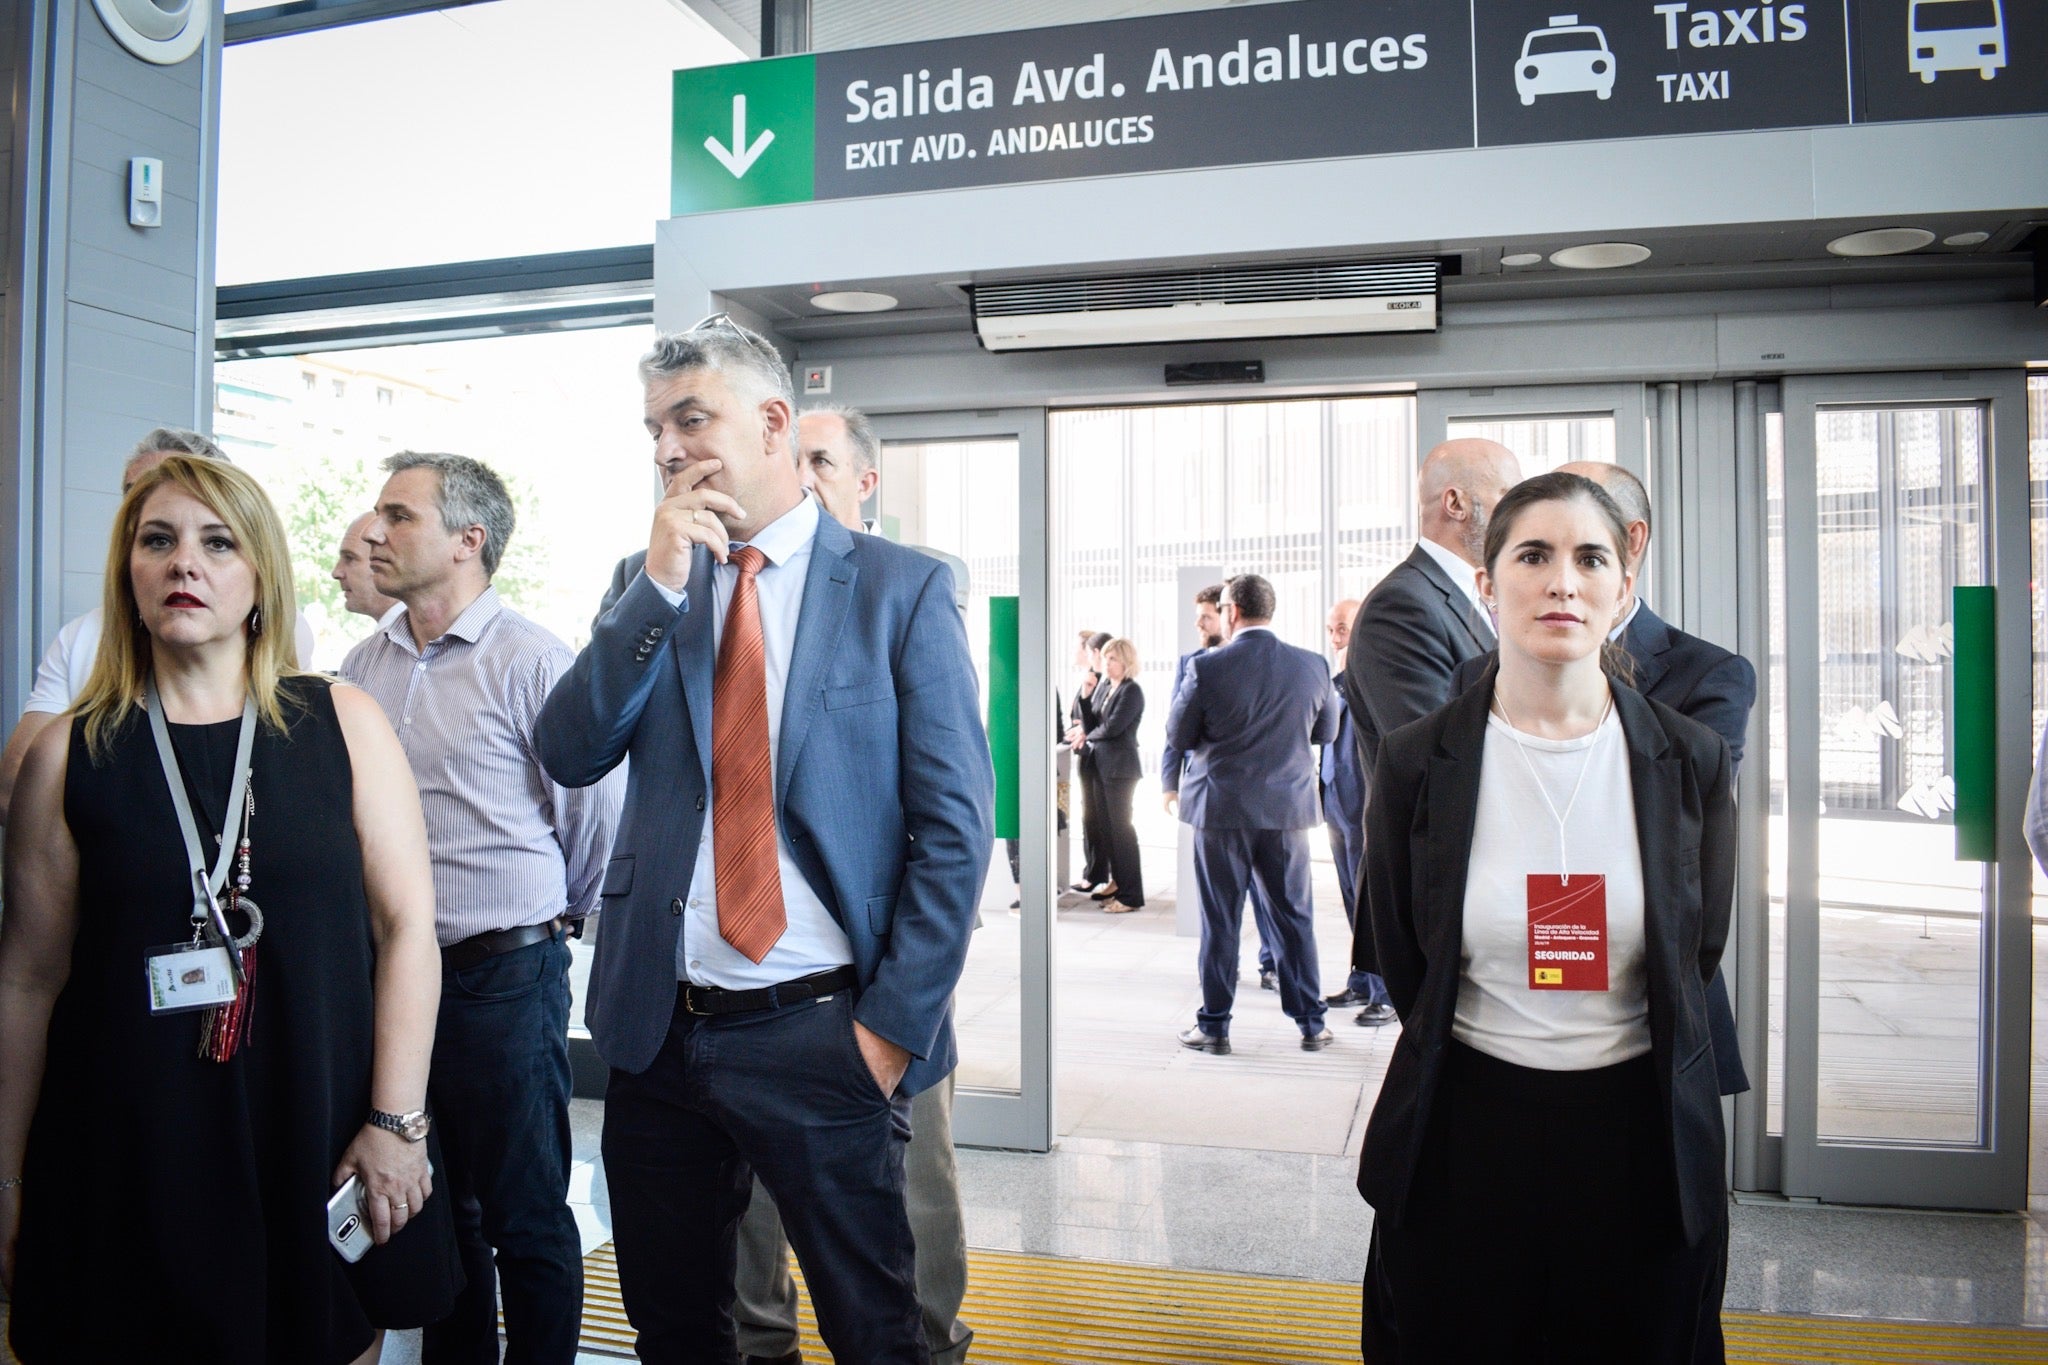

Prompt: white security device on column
[{"left": 128, "top": 158, "right": 163, "bottom": 229}]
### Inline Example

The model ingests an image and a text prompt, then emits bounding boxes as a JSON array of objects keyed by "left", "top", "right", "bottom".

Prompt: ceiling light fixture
[
  {"left": 1549, "top": 242, "right": 1652, "bottom": 270},
  {"left": 1942, "top": 230, "right": 1991, "bottom": 247},
  {"left": 810, "top": 290, "right": 899, "bottom": 313},
  {"left": 1500, "top": 252, "right": 1544, "bottom": 268},
  {"left": 1826, "top": 227, "right": 1935, "bottom": 257}
]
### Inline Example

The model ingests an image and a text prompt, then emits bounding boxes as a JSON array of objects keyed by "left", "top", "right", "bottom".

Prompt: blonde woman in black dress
[{"left": 0, "top": 456, "right": 458, "bottom": 1363}]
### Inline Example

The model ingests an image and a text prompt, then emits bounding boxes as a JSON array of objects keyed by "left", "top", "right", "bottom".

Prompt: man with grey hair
[
  {"left": 0, "top": 426, "right": 312, "bottom": 824},
  {"left": 537, "top": 318, "right": 992, "bottom": 1363},
  {"left": 343, "top": 450, "right": 621, "bottom": 1365},
  {"left": 797, "top": 404, "right": 970, "bottom": 613}
]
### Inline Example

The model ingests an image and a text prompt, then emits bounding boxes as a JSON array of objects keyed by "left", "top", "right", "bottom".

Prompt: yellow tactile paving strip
[{"left": 578, "top": 1242, "right": 2048, "bottom": 1364}]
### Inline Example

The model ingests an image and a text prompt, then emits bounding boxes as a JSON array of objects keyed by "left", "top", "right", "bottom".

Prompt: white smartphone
[
  {"left": 326, "top": 1176, "right": 373, "bottom": 1263},
  {"left": 327, "top": 1161, "right": 431, "bottom": 1263}
]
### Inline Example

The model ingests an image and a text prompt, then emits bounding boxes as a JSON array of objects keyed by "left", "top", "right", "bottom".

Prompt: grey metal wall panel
[
  {"left": 61, "top": 569, "right": 100, "bottom": 622},
  {"left": 73, "top": 11, "right": 204, "bottom": 107},
  {"left": 59, "top": 484, "right": 117, "bottom": 587},
  {"left": 66, "top": 240, "right": 200, "bottom": 331},
  {"left": 3, "top": 0, "right": 216, "bottom": 713}
]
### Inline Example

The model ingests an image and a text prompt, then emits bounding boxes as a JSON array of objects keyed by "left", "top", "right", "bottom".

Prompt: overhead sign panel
[
  {"left": 1473, "top": 1, "right": 1852, "bottom": 145},
  {"left": 670, "top": 0, "right": 2046, "bottom": 214},
  {"left": 670, "top": 0, "right": 1471, "bottom": 214},
  {"left": 1854, "top": 0, "right": 2047, "bottom": 123},
  {"left": 810, "top": 0, "right": 1472, "bottom": 201}
]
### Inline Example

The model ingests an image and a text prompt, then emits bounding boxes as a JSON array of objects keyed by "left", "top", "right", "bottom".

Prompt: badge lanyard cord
[
  {"left": 146, "top": 678, "right": 256, "bottom": 953},
  {"left": 147, "top": 678, "right": 262, "bottom": 1061},
  {"left": 1491, "top": 687, "right": 1612, "bottom": 885}
]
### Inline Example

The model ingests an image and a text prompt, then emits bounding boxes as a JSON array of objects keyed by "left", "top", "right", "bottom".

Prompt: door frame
[
  {"left": 1418, "top": 382, "right": 1661, "bottom": 590},
  {"left": 1776, "top": 369, "right": 2032, "bottom": 1210},
  {"left": 868, "top": 406, "right": 1055, "bottom": 1152}
]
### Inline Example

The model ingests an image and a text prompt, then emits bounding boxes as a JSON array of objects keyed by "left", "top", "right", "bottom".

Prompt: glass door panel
[
  {"left": 1779, "top": 373, "right": 2031, "bottom": 1210},
  {"left": 1810, "top": 407, "right": 1986, "bottom": 1145},
  {"left": 871, "top": 410, "right": 1051, "bottom": 1152}
]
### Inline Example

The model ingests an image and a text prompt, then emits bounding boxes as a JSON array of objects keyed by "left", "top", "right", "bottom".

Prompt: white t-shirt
[
  {"left": 21, "top": 606, "right": 321, "bottom": 714},
  {"left": 1453, "top": 706, "right": 1650, "bottom": 1071}
]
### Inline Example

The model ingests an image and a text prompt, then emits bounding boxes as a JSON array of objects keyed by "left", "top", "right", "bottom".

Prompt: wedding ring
[{"left": 395, "top": 1201, "right": 408, "bottom": 1213}]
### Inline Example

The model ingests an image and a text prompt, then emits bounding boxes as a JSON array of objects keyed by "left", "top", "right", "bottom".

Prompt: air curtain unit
[{"left": 971, "top": 258, "right": 1440, "bottom": 352}]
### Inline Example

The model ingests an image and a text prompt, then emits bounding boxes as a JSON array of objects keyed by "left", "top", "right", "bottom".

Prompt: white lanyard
[
  {"left": 1491, "top": 688, "right": 1612, "bottom": 884},
  {"left": 145, "top": 678, "right": 257, "bottom": 936}
]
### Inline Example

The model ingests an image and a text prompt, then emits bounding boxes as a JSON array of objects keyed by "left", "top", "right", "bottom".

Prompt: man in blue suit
[
  {"left": 1166, "top": 573, "right": 1340, "bottom": 1053},
  {"left": 533, "top": 320, "right": 993, "bottom": 1365},
  {"left": 1162, "top": 585, "right": 1285, "bottom": 992},
  {"left": 1317, "top": 598, "right": 1396, "bottom": 1026}
]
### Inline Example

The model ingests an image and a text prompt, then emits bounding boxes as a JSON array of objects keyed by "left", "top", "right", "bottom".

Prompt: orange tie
[{"left": 712, "top": 546, "right": 785, "bottom": 962}]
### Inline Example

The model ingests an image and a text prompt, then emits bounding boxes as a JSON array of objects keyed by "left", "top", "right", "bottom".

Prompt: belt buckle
[{"left": 683, "top": 984, "right": 711, "bottom": 1016}]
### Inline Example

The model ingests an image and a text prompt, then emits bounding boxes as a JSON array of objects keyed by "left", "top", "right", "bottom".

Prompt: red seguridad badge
[{"left": 1527, "top": 873, "right": 1609, "bottom": 991}]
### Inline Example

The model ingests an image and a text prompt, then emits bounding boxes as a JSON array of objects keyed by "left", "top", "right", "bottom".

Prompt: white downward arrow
[{"left": 704, "top": 94, "right": 775, "bottom": 178}]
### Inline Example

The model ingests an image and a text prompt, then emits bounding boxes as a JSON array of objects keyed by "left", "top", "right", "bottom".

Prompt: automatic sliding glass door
[
  {"left": 1774, "top": 372, "right": 2032, "bottom": 1210},
  {"left": 868, "top": 409, "right": 1052, "bottom": 1152}
]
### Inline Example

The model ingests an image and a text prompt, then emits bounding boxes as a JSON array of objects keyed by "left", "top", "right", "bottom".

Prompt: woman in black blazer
[
  {"left": 1357, "top": 472, "right": 1735, "bottom": 1363},
  {"left": 1074, "top": 638, "right": 1146, "bottom": 911}
]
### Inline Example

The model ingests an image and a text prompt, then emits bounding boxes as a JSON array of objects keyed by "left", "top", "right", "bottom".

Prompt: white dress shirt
[
  {"left": 1416, "top": 537, "right": 1487, "bottom": 621},
  {"left": 1454, "top": 708, "right": 1650, "bottom": 1070},
  {"left": 647, "top": 492, "right": 853, "bottom": 989}
]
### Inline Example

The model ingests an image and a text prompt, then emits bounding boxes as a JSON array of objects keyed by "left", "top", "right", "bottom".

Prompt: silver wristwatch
[{"left": 368, "top": 1107, "right": 431, "bottom": 1142}]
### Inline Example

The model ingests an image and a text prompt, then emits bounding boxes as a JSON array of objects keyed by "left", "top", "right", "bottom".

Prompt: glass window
[
  {"left": 1446, "top": 414, "right": 1616, "bottom": 474},
  {"left": 217, "top": 0, "right": 743, "bottom": 283},
  {"left": 214, "top": 327, "right": 659, "bottom": 672}
]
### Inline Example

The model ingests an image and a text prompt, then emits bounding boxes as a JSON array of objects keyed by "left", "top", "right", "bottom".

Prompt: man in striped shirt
[{"left": 343, "top": 451, "right": 621, "bottom": 1365}]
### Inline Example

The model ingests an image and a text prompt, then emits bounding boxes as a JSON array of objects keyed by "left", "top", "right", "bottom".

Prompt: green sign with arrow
[{"left": 671, "top": 56, "right": 816, "bottom": 214}]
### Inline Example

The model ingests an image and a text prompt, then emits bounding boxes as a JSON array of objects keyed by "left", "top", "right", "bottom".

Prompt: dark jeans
[
  {"left": 1192, "top": 826, "right": 1325, "bottom": 1036},
  {"left": 423, "top": 931, "right": 582, "bottom": 1365},
  {"left": 602, "top": 987, "right": 925, "bottom": 1365}
]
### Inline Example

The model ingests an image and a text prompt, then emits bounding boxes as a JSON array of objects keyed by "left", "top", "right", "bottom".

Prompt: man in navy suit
[
  {"left": 1166, "top": 574, "right": 1340, "bottom": 1053},
  {"left": 1317, "top": 599, "right": 1395, "bottom": 1026},
  {"left": 1451, "top": 460, "right": 1756, "bottom": 1093},
  {"left": 534, "top": 320, "right": 993, "bottom": 1364},
  {"left": 1162, "top": 585, "right": 1285, "bottom": 992}
]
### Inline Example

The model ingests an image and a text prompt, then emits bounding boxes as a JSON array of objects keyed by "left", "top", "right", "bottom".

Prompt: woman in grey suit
[
  {"left": 1076, "top": 638, "right": 1146, "bottom": 911},
  {"left": 1357, "top": 472, "right": 1735, "bottom": 1363}
]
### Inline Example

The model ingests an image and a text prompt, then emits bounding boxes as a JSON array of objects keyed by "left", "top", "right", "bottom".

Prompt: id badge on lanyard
[
  {"left": 1527, "top": 873, "right": 1609, "bottom": 991},
  {"left": 138, "top": 680, "right": 260, "bottom": 1046}
]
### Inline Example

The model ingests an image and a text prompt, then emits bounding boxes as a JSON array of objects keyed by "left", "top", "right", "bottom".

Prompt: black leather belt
[
  {"left": 443, "top": 917, "right": 564, "bottom": 972},
  {"left": 681, "top": 966, "right": 857, "bottom": 1017}
]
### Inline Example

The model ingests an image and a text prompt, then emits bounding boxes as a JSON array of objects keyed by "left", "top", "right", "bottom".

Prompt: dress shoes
[
  {"left": 1178, "top": 1026, "right": 1231, "bottom": 1055},
  {"left": 1354, "top": 1003, "right": 1398, "bottom": 1027},
  {"left": 1069, "top": 880, "right": 1096, "bottom": 893},
  {"left": 1324, "top": 987, "right": 1373, "bottom": 1007},
  {"left": 1089, "top": 881, "right": 1120, "bottom": 901},
  {"left": 1300, "top": 1029, "right": 1335, "bottom": 1052},
  {"left": 1258, "top": 968, "right": 1278, "bottom": 991}
]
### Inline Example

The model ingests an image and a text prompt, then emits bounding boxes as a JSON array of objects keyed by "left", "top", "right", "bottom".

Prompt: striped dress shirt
[{"left": 341, "top": 586, "right": 623, "bottom": 947}]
